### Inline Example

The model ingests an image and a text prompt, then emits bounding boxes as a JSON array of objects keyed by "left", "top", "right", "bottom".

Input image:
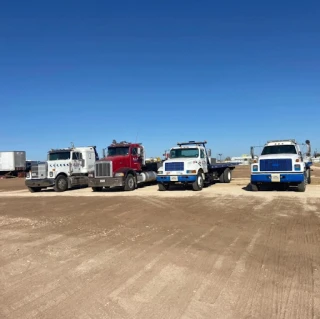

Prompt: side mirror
[
  {"left": 207, "top": 149, "right": 211, "bottom": 157},
  {"left": 137, "top": 148, "right": 141, "bottom": 155},
  {"left": 250, "top": 146, "right": 254, "bottom": 159},
  {"left": 305, "top": 140, "right": 311, "bottom": 157}
]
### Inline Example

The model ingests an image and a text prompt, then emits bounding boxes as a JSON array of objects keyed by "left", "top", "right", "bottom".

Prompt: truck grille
[
  {"left": 260, "top": 159, "right": 292, "bottom": 171},
  {"left": 31, "top": 163, "right": 47, "bottom": 178},
  {"left": 95, "top": 161, "right": 112, "bottom": 177},
  {"left": 165, "top": 162, "right": 184, "bottom": 171}
]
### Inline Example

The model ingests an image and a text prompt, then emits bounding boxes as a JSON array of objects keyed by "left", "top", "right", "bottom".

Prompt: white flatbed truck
[{"left": 156, "top": 141, "right": 239, "bottom": 191}]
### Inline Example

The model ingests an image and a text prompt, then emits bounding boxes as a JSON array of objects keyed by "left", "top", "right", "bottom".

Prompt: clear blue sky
[{"left": 1, "top": 0, "right": 319, "bottom": 160}]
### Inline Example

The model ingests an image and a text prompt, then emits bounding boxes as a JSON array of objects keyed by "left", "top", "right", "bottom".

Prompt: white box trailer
[{"left": 0, "top": 151, "right": 26, "bottom": 172}]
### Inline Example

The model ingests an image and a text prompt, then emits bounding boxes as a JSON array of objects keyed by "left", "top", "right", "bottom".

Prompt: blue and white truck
[
  {"left": 156, "top": 141, "right": 239, "bottom": 191},
  {"left": 250, "top": 139, "right": 313, "bottom": 192}
]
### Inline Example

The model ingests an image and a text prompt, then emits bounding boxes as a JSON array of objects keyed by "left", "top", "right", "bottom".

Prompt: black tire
[
  {"left": 54, "top": 175, "right": 68, "bottom": 192},
  {"left": 92, "top": 187, "right": 103, "bottom": 192},
  {"left": 297, "top": 173, "right": 307, "bottom": 192},
  {"left": 192, "top": 172, "right": 204, "bottom": 191},
  {"left": 250, "top": 183, "right": 259, "bottom": 191},
  {"left": 158, "top": 183, "right": 169, "bottom": 191},
  {"left": 124, "top": 174, "right": 135, "bottom": 191},
  {"left": 219, "top": 172, "right": 225, "bottom": 183},
  {"left": 28, "top": 187, "right": 41, "bottom": 193},
  {"left": 307, "top": 169, "right": 311, "bottom": 184},
  {"left": 222, "top": 168, "right": 232, "bottom": 183}
]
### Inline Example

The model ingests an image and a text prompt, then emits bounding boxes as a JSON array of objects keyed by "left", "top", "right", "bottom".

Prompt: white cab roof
[{"left": 265, "top": 139, "right": 296, "bottom": 146}]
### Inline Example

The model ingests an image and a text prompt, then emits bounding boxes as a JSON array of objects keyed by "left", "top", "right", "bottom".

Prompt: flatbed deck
[{"left": 209, "top": 162, "right": 240, "bottom": 170}]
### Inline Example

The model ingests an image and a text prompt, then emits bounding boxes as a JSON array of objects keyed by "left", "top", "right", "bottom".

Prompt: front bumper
[
  {"left": 157, "top": 175, "right": 197, "bottom": 183},
  {"left": 88, "top": 177, "right": 124, "bottom": 188},
  {"left": 251, "top": 173, "right": 305, "bottom": 183},
  {"left": 25, "top": 178, "right": 55, "bottom": 188}
]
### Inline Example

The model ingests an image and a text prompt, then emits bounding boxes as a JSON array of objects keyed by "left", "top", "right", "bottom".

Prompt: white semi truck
[
  {"left": 250, "top": 139, "right": 313, "bottom": 192},
  {"left": 25, "top": 145, "right": 99, "bottom": 192},
  {"left": 156, "top": 141, "right": 238, "bottom": 191}
]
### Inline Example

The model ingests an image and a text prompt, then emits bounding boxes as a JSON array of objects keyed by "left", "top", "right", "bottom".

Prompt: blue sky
[{"left": 1, "top": 0, "right": 319, "bottom": 160}]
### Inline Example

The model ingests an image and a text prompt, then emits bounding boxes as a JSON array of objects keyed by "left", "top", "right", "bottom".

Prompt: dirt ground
[{"left": 1, "top": 168, "right": 320, "bottom": 319}]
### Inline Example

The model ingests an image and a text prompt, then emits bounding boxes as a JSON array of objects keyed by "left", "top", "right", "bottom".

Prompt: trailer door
[{"left": 0, "top": 152, "right": 15, "bottom": 171}]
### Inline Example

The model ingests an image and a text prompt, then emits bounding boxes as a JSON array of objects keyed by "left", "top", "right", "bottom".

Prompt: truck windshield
[
  {"left": 48, "top": 152, "right": 71, "bottom": 160},
  {"left": 261, "top": 145, "right": 297, "bottom": 155},
  {"left": 170, "top": 148, "right": 199, "bottom": 158},
  {"left": 107, "top": 147, "right": 130, "bottom": 156}
]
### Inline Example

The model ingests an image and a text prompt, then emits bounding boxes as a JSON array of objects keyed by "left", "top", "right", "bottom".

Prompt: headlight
[
  {"left": 88, "top": 173, "right": 94, "bottom": 178},
  {"left": 49, "top": 171, "right": 53, "bottom": 177},
  {"left": 158, "top": 171, "right": 163, "bottom": 175},
  {"left": 252, "top": 165, "right": 258, "bottom": 172},
  {"left": 115, "top": 172, "right": 124, "bottom": 177},
  {"left": 26, "top": 172, "right": 30, "bottom": 178},
  {"left": 294, "top": 164, "right": 301, "bottom": 171}
]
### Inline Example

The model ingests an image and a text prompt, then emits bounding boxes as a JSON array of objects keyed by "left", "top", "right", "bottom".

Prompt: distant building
[{"left": 229, "top": 154, "right": 255, "bottom": 165}]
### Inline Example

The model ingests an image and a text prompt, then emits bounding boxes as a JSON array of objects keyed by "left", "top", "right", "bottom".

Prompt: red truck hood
[
  {"left": 102, "top": 156, "right": 123, "bottom": 162},
  {"left": 99, "top": 156, "right": 130, "bottom": 173}
]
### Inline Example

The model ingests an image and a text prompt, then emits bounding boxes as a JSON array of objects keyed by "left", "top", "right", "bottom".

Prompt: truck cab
[
  {"left": 156, "top": 141, "right": 212, "bottom": 191},
  {"left": 250, "top": 139, "right": 312, "bottom": 192},
  {"left": 25, "top": 146, "right": 98, "bottom": 192}
]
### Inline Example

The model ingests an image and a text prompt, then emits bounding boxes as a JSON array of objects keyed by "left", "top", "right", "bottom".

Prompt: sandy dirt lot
[
  {"left": 1, "top": 170, "right": 320, "bottom": 319},
  {"left": 0, "top": 178, "right": 27, "bottom": 192}
]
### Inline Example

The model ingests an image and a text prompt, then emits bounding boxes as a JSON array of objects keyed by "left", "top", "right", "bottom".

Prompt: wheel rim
[
  {"left": 228, "top": 172, "right": 231, "bottom": 180},
  {"left": 58, "top": 178, "right": 67, "bottom": 189},
  {"left": 128, "top": 178, "right": 134, "bottom": 189},
  {"left": 198, "top": 176, "right": 202, "bottom": 187}
]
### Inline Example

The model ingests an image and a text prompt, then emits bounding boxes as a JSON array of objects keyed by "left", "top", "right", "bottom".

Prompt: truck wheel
[
  {"left": 192, "top": 173, "right": 204, "bottom": 191},
  {"left": 92, "top": 187, "right": 103, "bottom": 192},
  {"left": 28, "top": 187, "right": 41, "bottom": 193},
  {"left": 158, "top": 183, "right": 169, "bottom": 191},
  {"left": 222, "top": 168, "right": 232, "bottom": 183},
  {"left": 307, "top": 169, "right": 311, "bottom": 184},
  {"left": 297, "top": 173, "right": 307, "bottom": 192},
  {"left": 54, "top": 175, "right": 68, "bottom": 192},
  {"left": 250, "top": 183, "right": 259, "bottom": 191},
  {"left": 124, "top": 174, "right": 135, "bottom": 191}
]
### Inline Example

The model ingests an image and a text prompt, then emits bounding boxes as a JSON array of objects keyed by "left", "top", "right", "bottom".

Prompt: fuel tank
[{"left": 137, "top": 171, "right": 157, "bottom": 183}]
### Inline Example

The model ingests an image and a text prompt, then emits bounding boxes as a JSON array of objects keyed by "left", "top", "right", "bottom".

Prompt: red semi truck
[{"left": 88, "top": 141, "right": 159, "bottom": 191}]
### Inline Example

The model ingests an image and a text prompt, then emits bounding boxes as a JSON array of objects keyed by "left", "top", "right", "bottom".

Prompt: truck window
[
  {"left": 107, "top": 147, "right": 130, "bottom": 156},
  {"left": 131, "top": 148, "right": 138, "bottom": 155},
  {"left": 200, "top": 150, "right": 205, "bottom": 158},
  {"left": 48, "top": 152, "right": 71, "bottom": 161},
  {"left": 261, "top": 145, "right": 297, "bottom": 155},
  {"left": 72, "top": 152, "right": 83, "bottom": 160},
  {"left": 170, "top": 148, "right": 199, "bottom": 158}
]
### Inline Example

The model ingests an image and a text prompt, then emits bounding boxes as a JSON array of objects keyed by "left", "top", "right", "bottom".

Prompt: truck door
[
  {"left": 200, "top": 149, "right": 208, "bottom": 173},
  {"left": 71, "top": 152, "right": 82, "bottom": 175},
  {"left": 131, "top": 147, "right": 142, "bottom": 170},
  {"left": 86, "top": 151, "right": 95, "bottom": 172}
]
